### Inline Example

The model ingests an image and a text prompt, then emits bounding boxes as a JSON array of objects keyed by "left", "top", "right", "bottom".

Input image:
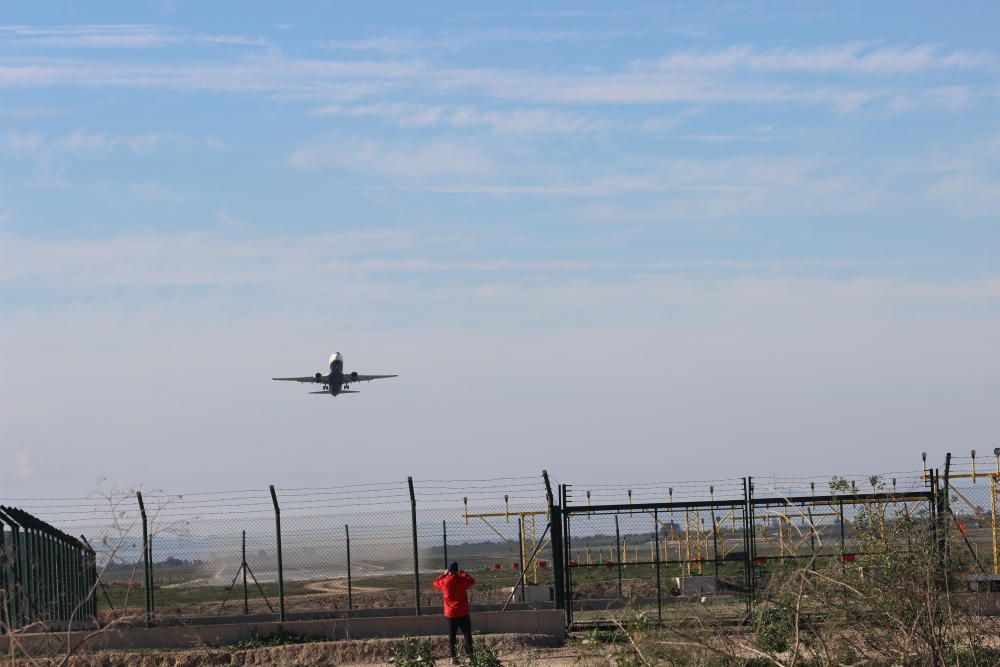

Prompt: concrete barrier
[{"left": 0, "top": 609, "right": 565, "bottom": 655}]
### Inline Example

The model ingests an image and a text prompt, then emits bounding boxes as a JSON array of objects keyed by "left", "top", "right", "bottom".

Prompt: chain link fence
[
  {"left": 3, "top": 475, "right": 552, "bottom": 627},
  {"left": 2, "top": 454, "right": 997, "bottom": 632}
]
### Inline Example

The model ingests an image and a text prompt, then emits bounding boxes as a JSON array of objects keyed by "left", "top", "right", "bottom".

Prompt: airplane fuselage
[
  {"left": 322, "top": 352, "right": 359, "bottom": 395},
  {"left": 328, "top": 356, "right": 344, "bottom": 395}
]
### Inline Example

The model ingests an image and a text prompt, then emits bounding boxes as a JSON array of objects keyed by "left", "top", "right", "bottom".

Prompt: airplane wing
[
  {"left": 273, "top": 375, "right": 325, "bottom": 383},
  {"left": 345, "top": 373, "right": 397, "bottom": 383}
]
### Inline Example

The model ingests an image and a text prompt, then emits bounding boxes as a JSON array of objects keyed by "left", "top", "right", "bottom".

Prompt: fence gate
[
  {"left": 558, "top": 480, "right": 753, "bottom": 625},
  {"left": 556, "top": 477, "right": 938, "bottom": 626}
]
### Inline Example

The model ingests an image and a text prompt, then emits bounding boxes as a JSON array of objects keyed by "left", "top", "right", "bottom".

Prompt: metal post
[
  {"left": 79, "top": 535, "right": 104, "bottom": 621},
  {"left": 929, "top": 469, "right": 940, "bottom": 567},
  {"left": 10, "top": 522, "right": 23, "bottom": 627},
  {"left": 518, "top": 517, "right": 526, "bottom": 603},
  {"left": 562, "top": 485, "right": 574, "bottom": 626},
  {"left": 710, "top": 487, "right": 720, "bottom": 582},
  {"left": 26, "top": 527, "right": 36, "bottom": 625},
  {"left": 942, "top": 454, "right": 952, "bottom": 568},
  {"left": 543, "top": 470, "right": 565, "bottom": 611},
  {"left": 747, "top": 476, "right": 757, "bottom": 604},
  {"left": 442, "top": 520, "right": 449, "bottom": 570},
  {"left": 0, "top": 520, "right": 8, "bottom": 631},
  {"left": 614, "top": 515, "right": 623, "bottom": 598},
  {"left": 136, "top": 492, "right": 151, "bottom": 627},
  {"left": 808, "top": 482, "right": 817, "bottom": 556},
  {"left": 838, "top": 497, "right": 846, "bottom": 573},
  {"left": 345, "top": 524, "right": 353, "bottom": 610},
  {"left": 269, "top": 484, "right": 285, "bottom": 622},
  {"left": 653, "top": 508, "right": 662, "bottom": 624},
  {"left": 241, "top": 531, "right": 248, "bottom": 616},
  {"left": 990, "top": 475, "right": 998, "bottom": 575},
  {"left": 501, "top": 523, "right": 551, "bottom": 611},
  {"left": 407, "top": 476, "right": 420, "bottom": 616}
]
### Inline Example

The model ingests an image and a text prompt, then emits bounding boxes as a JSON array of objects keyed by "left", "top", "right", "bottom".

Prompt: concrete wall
[{"left": 0, "top": 609, "right": 565, "bottom": 655}]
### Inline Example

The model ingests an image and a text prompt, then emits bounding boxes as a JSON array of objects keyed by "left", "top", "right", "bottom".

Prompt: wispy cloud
[
  {"left": 322, "top": 28, "right": 625, "bottom": 55},
  {"left": 0, "top": 24, "right": 267, "bottom": 49},
  {"left": 5, "top": 130, "right": 215, "bottom": 161},
  {"left": 288, "top": 135, "right": 495, "bottom": 179},
  {"left": 312, "top": 102, "right": 606, "bottom": 134},
  {"left": 216, "top": 207, "right": 246, "bottom": 229},
  {"left": 635, "top": 43, "right": 994, "bottom": 74},
  {"left": 0, "top": 228, "right": 926, "bottom": 294},
  {"left": 1, "top": 41, "right": 989, "bottom": 114}
]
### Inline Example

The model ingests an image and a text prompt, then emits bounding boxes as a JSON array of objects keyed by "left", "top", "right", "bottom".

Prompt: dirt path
[{"left": 302, "top": 578, "right": 387, "bottom": 595}]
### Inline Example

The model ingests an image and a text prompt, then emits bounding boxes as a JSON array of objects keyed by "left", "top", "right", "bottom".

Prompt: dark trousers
[{"left": 448, "top": 615, "right": 473, "bottom": 657}]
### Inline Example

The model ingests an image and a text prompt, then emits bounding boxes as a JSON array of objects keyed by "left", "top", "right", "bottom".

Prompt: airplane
[{"left": 272, "top": 352, "right": 397, "bottom": 397}]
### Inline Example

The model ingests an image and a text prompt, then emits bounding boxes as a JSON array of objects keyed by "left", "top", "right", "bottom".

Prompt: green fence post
[
  {"left": 269, "top": 485, "right": 285, "bottom": 622},
  {"left": 345, "top": 524, "right": 353, "bottom": 611},
  {"left": 543, "top": 470, "right": 565, "bottom": 612},
  {"left": 442, "top": 520, "right": 448, "bottom": 571},
  {"left": 136, "top": 492, "right": 151, "bottom": 627},
  {"left": 614, "top": 515, "right": 623, "bottom": 599},
  {"left": 0, "top": 520, "right": 8, "bottom": 632},
  {"left": 408, "top": 477, "right": 420, "bottom": 616}
]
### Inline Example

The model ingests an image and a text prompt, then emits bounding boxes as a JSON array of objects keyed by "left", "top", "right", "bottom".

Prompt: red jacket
[{"left": 433, "top": 571, "right": 476, "bottom": 618}]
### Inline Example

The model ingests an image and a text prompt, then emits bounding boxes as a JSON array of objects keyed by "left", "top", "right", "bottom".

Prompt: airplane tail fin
[
  {"left": 308, "top": 391, "right": 330, "bottom": 395},
  {"left": 340, "top": 390, "right": 360, "bottom": 394}
]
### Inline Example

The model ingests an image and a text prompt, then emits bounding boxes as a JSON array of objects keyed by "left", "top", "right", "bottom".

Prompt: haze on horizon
[{"left": 1, "top": 1, "right": 998, "bottom": 499}]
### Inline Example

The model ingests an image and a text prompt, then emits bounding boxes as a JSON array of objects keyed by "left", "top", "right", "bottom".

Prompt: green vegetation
[
  {"left": 469, "top": 643, "right": 504, "bottom": 667},
  {"left": 388, "top": 636, "right": 435, "bottom": 666},
  {"left": 225, "top": 628, "right": 311, "bottom": 651}
]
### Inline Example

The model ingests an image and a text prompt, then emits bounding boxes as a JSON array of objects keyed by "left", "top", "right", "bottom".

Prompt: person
[{"left": 433, "top": 561, "right": 476, "bottom": 663}]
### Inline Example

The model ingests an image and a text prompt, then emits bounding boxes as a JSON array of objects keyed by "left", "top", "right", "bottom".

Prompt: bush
[
  {"left": 752, "top": 605, "right": 794, "bottom": 653},
  {"left": 389, "top": 636, "right": 435, "bottom": 666},
  {"left": 469, "top": 643, "right": 504, "bottom": 667}
]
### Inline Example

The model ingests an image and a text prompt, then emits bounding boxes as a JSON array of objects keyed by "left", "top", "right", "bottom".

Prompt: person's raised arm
[
  {"left": 433, "top": 572, "right": 448, "bottom": 590},
  {"left": 461, "top": 572, "right": 476, "bottom": 587}
]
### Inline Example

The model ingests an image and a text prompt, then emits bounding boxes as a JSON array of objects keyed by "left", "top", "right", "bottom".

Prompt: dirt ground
[{"left": 4, "top": 633, "right": 579, "bottom": 666}]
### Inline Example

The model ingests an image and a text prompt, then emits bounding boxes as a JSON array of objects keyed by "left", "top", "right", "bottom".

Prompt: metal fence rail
[{"left": 0, "top": 505, "right": 97, "bottom": 632}]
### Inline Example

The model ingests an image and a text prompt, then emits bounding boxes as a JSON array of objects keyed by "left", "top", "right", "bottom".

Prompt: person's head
[{"left": 448, "top": 561, "right": 459, "bottom": 574}]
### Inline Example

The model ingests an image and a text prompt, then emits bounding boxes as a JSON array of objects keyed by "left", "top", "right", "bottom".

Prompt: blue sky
[{"left": 1, "top": 1, "right": 998, "bottom": 497}]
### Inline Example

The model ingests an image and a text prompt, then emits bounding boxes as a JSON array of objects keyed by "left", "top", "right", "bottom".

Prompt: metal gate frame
[{"left": 553, "top": 476, "right": 939, "bottom": 626}]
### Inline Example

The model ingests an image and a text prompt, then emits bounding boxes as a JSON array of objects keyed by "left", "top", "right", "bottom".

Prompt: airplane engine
[
  {"left": 350, "top": 371, "right": 358, "bottom": 380},
  {"left": 315, "top": 372, "right": 323, "bottom": 381}
]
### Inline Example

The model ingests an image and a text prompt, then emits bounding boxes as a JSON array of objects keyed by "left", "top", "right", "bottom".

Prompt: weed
[
  {"left": 469, "top": 642, "right": 504, "bottom": 667},
  {"left": 389, "top": 636, "right": 436, "bottom": 666},
  {"left": 226, "top": 628, "right": 310, "bottom": 651}
]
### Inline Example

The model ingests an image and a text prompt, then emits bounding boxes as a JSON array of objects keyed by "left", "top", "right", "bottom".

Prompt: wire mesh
[
  {"left": 2, "top": 476, "right": 551, "bottom": 623},
  {"left": 5, "top": 458, "right": 994, "bottom": 628}
]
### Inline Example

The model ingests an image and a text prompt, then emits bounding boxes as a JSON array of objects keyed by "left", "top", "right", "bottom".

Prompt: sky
[{"left": 1, "top": 1, "right": 998, "bottom": 499}]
